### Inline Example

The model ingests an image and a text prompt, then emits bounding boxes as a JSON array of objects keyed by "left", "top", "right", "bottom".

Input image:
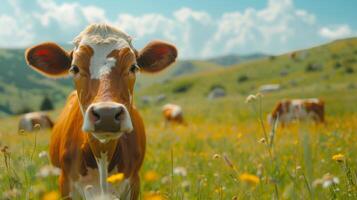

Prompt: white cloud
[
  {"left": 295, "top": 10, "right": 315, "bottom": 25},
  {"left": 115, "top": 14, "right": 175, "bottom": 39},
  {"left": 319, "top": 25, "right": 352, "bottom": 39},
  {"left": 82, "top": 6, "right": 107, "bottom": 23},
  {"left": 0, "top": 15, "right": 33, "bottom": 47},
  {"left": 34, "top": 0, "right": 107, "bottom": 28},
  {"left": 173, "top": 7, "right": 211, "bottom": 25},
  {"left": 35, "top": 0, "right": 83, "bottom": 28},
  {"left": 202, "top": 0, "right": 319, "bottom": 57},
  {"left": 0, "top": 0, "right": 355, "bottom": 58},
  {"left": 113, "top": 8, "right": 215, "bottom": 58}
]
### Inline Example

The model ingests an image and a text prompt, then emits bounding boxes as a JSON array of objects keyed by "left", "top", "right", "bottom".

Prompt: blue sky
[{"left": 0, "top": 0, "right": 356, "bottom": 59}]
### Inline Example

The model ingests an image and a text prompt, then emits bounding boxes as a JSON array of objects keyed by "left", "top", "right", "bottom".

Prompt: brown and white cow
[
  {"left": 25, "top": 24, "right": 177, "bottom": 199},
  {"left": 268, "top": 98, "right": 325, "bottom": 126},
  {"left": 162, "top": 103, "right": 185, "bottom": 126},
  {"left": 18, "top": 112, "right": 54, "bottom": 132}
]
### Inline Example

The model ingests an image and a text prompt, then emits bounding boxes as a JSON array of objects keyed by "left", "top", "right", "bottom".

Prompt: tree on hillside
[{"left": 40, "top": 96, "right": 54, "bottom": 111}]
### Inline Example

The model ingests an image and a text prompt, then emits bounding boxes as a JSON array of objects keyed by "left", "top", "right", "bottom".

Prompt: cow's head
[{"left": 25, "top": 24, "right": 177, "bottom": 142}]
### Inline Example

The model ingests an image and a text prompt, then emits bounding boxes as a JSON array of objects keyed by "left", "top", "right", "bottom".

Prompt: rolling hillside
[
  {"left": 0, "top": 47, "right": 258, "bottom": 117},
  {"left": 0, "top": 38, "right": 356, "bottom": 118},
  {"left": 137, "top": 37, "right": 357, "bottom": 123},
  {"left": 0, "top": 38, "right": 356, "bottom": 199}
]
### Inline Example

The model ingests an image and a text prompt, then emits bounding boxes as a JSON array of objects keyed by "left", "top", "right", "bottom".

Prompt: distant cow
[
  {"left": 268, "top": 98, "right": 325, "bottom": 126},
  {"left": 162, "top": 104, "right": 185, "bottom": 126},
  {"left": 18, "top": 112, "right": 54, "bottom": 132}
]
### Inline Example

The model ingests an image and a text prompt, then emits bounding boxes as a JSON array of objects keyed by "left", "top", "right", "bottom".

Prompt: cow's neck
[{"left": 87, "top": 134, "right": 119, "bottom": 196}]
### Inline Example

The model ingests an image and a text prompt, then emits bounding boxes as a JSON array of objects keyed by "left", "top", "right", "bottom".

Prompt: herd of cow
[
  {"left": 19, "top": 98, "right": 325, "bottom": 132},
  {"left": 18, "top": 23, "right": 325, "bottom": 199}
]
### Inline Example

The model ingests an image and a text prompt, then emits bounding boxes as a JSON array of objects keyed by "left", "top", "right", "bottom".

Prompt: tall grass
[{"left": 0, "top": 109, "right": 357, "bottom": 199}]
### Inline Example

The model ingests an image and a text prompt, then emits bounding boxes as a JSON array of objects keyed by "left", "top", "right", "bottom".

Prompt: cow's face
[{"left": 25, "top": 24, "right": 177, "bottom": 142}]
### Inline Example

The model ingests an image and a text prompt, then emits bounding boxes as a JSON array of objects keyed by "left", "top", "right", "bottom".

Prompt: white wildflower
[
  {"left": 313, "top": 173, "right": 339, "bottom": 188},
  {"left": 174, "top": 166, "right": 187, "bottom": 176},
  {"left": 36, "top": 165, "right": 61, "bottom": 178},
  {"left": 38, "top": 151, "right": 48, "bottom": 159},
  {"left": 245, "top": 94, "right": 257, "bottom": 103},
  {"left": 2, "top": 188, "right": 20, "bottom": 199}
]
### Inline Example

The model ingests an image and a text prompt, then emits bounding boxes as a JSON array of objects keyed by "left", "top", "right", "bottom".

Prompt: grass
[
  {"left": 0, "top": 95, "right": 357, "bottom": 199},
  {"left": 0, "top": 38, "right": 356, "bottom": 199}
]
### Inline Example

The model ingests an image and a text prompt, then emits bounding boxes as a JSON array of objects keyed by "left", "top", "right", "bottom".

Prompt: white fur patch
[
  {"left": 22, "top": 114, "right": 34, "bottom": 131},
  {"left": 80, "top": 38, "right": 129, "bottom": 79},
  {"left": 73, "top": 24, "right": 134, "bottom": 80},
  {"left": 97, "top": 152, "right": 109, "bottom": 196},
  {"left": 73, "top": 165, "right": 131, "bottom": 199}
]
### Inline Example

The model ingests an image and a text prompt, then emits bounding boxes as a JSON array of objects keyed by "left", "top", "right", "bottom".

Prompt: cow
[
  {"left": 25, "top": 23, "right": 177, "bottom": 199},
  {"left": 268, "top": 98, "right": 325, "bottom": 126},
  {"left": 162, "top": 104, "right": 185, "bottom": 126},
  {"left": 18, "top": 112, "right": 54, "bottom": 132}
]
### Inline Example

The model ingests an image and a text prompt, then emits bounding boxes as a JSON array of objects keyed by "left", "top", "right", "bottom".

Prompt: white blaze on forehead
[
  {"left": 79, "top": 37, "right": 130, "bottom": 79},
  {"left": 73, "top": 24, "right": 134, "bottom": 80}
]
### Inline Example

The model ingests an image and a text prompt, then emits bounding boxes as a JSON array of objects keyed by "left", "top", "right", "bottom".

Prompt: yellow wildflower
[
  {"left": 107, "top": 173, "right": 124, "bottom": 184},
  {"left": 42, "top": 191, "right": 59, "bottom": 200},
  {"left": 144, "top": 170, "right": 159, "bottom": 182},
  {"left": 239, "top": 173, "right": 260, "bottom": 185},
  {"left": 332, "top": 153, "right": 345, "bottom": 162}
]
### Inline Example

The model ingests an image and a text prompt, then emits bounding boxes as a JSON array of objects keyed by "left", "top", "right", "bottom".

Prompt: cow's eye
[
  {"left": 130, "top": 64, "right": 140, "bottom": 73},
  {"left": 69, "top": 65, "right": 80, "bottom": 74}
]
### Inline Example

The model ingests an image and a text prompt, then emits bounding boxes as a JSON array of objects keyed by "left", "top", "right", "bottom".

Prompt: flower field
[{"left": 0, "top": 98, "right": 356, "bottom": 199}]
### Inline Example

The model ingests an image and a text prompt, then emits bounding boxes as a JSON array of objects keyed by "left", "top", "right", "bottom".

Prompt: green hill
[
  {"left": 0, "top": 48, "right": 72, "bottom": 116},
  {"left": 0, "top": 38, "right": 356, "bottom": 118},
  {"left": 137, "top": 37, "right": 357, "bottom": 122},
  {"left": 208, "top": 53, "right": 267, "bottom": 66},
  {"left": 0, "top": 47, "right": 260, "bottom": 117}
]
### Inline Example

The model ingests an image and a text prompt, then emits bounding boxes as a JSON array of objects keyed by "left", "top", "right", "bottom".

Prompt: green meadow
[{"left": 0, "top": 38, "right": 356, "bottom": 199}]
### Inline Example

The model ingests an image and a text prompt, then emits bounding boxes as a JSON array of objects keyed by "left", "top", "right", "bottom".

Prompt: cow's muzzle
[{"left": 83, "top": 102, "right": 133, "bottom": 140}]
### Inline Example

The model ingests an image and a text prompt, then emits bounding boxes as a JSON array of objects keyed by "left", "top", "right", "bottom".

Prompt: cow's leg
[{"left": 59, "top": 172, "right": 71, "bottom": 199}]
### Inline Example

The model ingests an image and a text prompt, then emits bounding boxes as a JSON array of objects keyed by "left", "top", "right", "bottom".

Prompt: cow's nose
[{"left": 88, "top": 102, "right": 125, "bottom": 132}]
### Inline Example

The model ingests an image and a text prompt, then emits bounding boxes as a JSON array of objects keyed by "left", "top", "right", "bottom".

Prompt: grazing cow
[
  {"left": 18, "top": 112, "right": 54, "bottom": 132},
  {"left": 162, "top": 104, "right": 185, "bottom": 126},
  {"left": 268, "top": 98, "right": 325, "bottom": 126},
  {"left": 25, "top": 24, "right": 177, "bottom": 199}
]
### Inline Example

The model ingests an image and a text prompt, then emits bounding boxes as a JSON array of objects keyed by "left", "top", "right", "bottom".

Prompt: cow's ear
[
  {"left": 137, "top": 40, "right": 177, "bottom": 73},
  {"left": 25, "top": 42, "right": 72, "bottom": 77}
]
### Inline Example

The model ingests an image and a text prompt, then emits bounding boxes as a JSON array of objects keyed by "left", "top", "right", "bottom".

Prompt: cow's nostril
[
  {"left": 92, "top": 109, "right": 101, "bottom": 122},
  {"left": 114, "top": 108, "right": 123, "bottom": 121}
]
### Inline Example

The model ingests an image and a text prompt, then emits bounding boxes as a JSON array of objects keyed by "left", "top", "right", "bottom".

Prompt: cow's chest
[{"left": 71, "top": 167, "right": 131, "bottom": 200}]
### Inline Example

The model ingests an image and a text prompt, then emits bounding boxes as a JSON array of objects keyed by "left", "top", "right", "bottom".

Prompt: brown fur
[
  {"left": 162, "top": 105, "right": 186, "bottom": 126},
  {"left": 270, "top": 99, "right": 325, "bottom": 126},
  {"left": 50, "top": 91, "right": 145, "bottom": 198},
  {"left": 25, "top": 24, "right": 177, "bottom": 199}
]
